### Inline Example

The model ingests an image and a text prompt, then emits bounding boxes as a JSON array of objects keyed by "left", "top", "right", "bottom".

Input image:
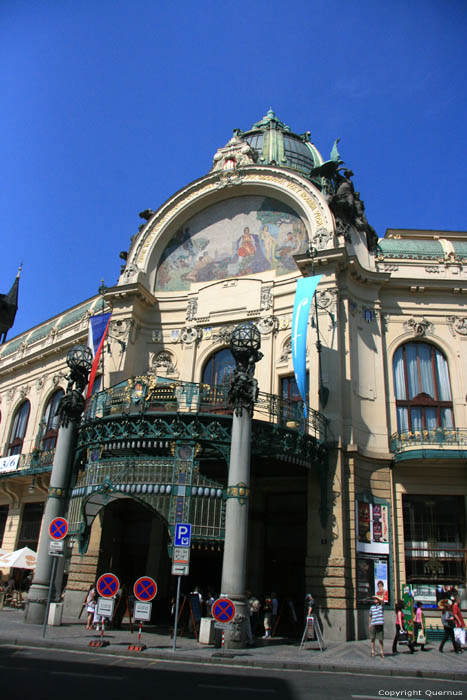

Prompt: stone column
[
  {"left": 25, "top": 345, "right": 92, "bottom": 624},
  {"left": 220, "top": 323, "right": 261, "bottom": 649},
  {"left": 24, "top": 423, "right": 76, "bottom": 623}
]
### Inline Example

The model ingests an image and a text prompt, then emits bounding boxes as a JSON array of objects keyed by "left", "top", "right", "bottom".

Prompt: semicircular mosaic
[{"left": 154, "top": 196, "right": 308, "bottom": 291}]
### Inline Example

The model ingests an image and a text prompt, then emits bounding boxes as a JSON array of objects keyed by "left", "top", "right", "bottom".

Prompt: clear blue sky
[{"left": 2, "top": 0, "right": 467, "bottom": 339}]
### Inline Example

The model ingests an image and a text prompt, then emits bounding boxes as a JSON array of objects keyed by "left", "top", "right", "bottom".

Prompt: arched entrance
[{"left": 97, "top": 498, "right": 171, "bottom": 619}]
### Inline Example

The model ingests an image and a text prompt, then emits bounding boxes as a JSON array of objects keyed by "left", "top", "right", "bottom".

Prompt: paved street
[
  {"left": 0, "top": 607, "right": 466, "bottom": 692},
  {"left": 1, "top": 645, "right": 466, "bottom": 700}
]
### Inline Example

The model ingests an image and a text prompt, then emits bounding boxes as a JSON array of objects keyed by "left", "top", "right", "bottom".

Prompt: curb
[{"left": 2, "top": 637, "right": 467, "bottom": 682}]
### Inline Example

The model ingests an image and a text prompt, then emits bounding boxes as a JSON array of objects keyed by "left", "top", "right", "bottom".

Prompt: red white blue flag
[{"left": 86, "top": 313, "right": 111, "bottom": 398}]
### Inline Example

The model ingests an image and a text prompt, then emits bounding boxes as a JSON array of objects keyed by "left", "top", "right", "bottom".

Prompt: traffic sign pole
[
  {"left": 172, "top": 575, "right": 182, "bottom": 652},
  {"left": 42, "top": 555, "right": 58, "bottom": 639}
]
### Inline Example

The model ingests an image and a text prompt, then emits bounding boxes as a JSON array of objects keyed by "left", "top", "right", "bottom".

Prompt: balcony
[
  {"left": 390, "top": 428, "right": 467, "bottom": 463},
  {"left": 0, "top": 449, "right": 55, "bottom": 481},
  {"left": 84, "top": 376, "right": 328, "bottom": 443}
]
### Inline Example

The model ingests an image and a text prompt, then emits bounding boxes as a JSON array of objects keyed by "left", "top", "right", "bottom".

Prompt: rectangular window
[
  {"left": 17, "top": 503, "right": 44, "bottom": 551},
  {"left": 0, "top": 505, "right": 8, "bottom": 546},
  {"left": 403, "top": 495, "right": 466, "bottom": 583}
]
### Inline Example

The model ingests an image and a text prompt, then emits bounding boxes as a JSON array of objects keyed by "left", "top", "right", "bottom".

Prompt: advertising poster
[
  {"left": 374, "top": 559, "right": 389, "bottom": 602},
  {"left": 356, "top": 500, "right": 389, "bottom": 554}
]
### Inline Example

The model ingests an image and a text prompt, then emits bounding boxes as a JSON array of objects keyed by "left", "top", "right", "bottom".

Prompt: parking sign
[{"left": 174, "top": 523, "right": 192, "bottom": 547}]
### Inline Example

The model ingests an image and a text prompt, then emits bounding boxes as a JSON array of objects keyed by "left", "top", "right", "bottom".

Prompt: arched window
[
  {"left": 393, "top": 342, "right": 454, "bottom": 432},
  {"left": 202, "top": 348, "right": 235, "bottom": 387},
  {"left": 41, "top": 389, "right": 64, "bottom": 451},
  {"left": 7, "top": 401, "right": 30, "bottom": 455}
]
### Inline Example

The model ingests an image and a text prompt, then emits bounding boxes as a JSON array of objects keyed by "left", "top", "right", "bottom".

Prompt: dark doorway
[{"left": 97, "top": 498, "right": 171, "bottom": 618}]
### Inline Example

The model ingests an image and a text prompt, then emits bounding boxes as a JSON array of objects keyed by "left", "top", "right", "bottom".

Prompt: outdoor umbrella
[{"left": 0, "top": 547, "right": 37, "bottom": 569}]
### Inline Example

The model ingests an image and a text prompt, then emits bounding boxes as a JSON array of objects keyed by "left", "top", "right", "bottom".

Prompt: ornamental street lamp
[
  {"left": 25, "top": 345, "right": 92, "bottom": 624},
  {"left": 220, "top": 322, "right": 262, "bottom": 648}
]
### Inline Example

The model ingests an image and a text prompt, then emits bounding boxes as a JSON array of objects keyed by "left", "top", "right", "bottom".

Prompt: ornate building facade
[{"left": 0, "top": 110, "right": 465, "bottom": 639}]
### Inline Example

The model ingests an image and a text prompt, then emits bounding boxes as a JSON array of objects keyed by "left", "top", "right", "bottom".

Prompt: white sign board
[
  {"left": 48, "top": 540, "right": 65, "bottom": 556},
  {"left": 0, "top": 455, "right": 20, "bottom": 473},
  {"left": 172, "top": 562, "right": 189, "bottom": 576},
  {"left": 214, "top": 622, "right": 233, "bottom": 630},
  {"left": 97, "top": 597, "right": 115, "bottom": 618},
  {"left": 173, "top": 547, "right": 190, "bottom": 563},
  {"left": 134, "top": 601, "right": 152, "bottom": 622}
]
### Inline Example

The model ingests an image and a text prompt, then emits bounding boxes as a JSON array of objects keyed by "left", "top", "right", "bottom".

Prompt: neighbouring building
[{"left": 0, "top": 110, "right": 465, "bottom": 639}]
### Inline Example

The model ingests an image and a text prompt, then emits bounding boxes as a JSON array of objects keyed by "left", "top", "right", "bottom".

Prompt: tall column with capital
[
  {"left": 25, "top": 345, "right": 92, "bottom": 624},
  {"left": 220, "top": 323, "right": 262, "bottom": 649}
]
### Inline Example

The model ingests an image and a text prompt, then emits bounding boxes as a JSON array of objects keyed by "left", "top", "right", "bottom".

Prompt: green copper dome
[{"left": 240, "top": 109, "right": 323, "bottom": 178}]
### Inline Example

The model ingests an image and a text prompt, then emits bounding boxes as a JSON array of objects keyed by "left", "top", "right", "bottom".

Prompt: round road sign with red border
[
  {"left": 133, "top": 576, "right": 158, "bottom": 602},
  {"left": 49, "top": 517, "right": 68, "bottom": 540},
  {"left": 96, "top": 573, "right": 120, "bottom": 598},
  {"left": 211, "top": 597, "right": 236, "bottom": 623}
]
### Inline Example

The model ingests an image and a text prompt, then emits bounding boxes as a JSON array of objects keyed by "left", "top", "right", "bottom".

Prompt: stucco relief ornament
[
  {"left": 6, "top": 388, "right": 15, "bottom": 402},
  {"left": 448, "top": 317, "right": 467, "bottom": 335},
  {"left": 405, "top": 317, "right": 433, "bottom": 337},
  {"left": 181, "top": 326, "right": 202, "bottom": 344},
  {"left": 186, "top": 298, "right": 198, "bottom": 321},
  {"left": 19, "top": 385, "right": 31, "bottom": 398},
  {"left": 35, "top": 377, "right": 45, "bottom": 392},
  {"left": 260, "top": 287, "right": 273, "bottom": 311},
  {"left": 279, "top": 337, "right": 292, "bottom": 363},
  {"left": 152, "top": 351, "right": 176, "bottom": 373},
  {"left": 316, "top": 289, "right": 337, "bottom": 310},
  {"left": 122, "top": 262, "right": 141, "bottom": 283},
  {"left": 211, "top": 133, "right": 258, "bottom": 173},
  {"left": 313, "top": 227, "right": 333, "bottom": 251},
  {"left": 212, "top": 325, "right": 236, "bottom": 345},
  {"left": 257, "top": 316, "right": 278, "bottom": 335}
]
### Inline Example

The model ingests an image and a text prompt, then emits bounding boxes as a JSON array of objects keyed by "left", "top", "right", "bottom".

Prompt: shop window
[
  {"left": 41, "top": 389, "right": 64, "bottom": 451},
  {"left": 7, "top": 401, "right": 30, "bottom": 456},
  {"left": 403, "top": 494, "right": 466, "bottom": 584},
  {"left": 393, "top": 342, "right": 454, "bottom": 432},
  {"left": 17, "top": 502, "right": 44, "bottom": 551}
]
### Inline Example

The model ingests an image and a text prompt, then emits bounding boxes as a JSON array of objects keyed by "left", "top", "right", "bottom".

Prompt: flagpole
[{"left": 99, "top": 280, "right": 106, "bottom": 392}]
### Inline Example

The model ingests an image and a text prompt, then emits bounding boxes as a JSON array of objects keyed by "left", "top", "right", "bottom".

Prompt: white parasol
[{"left": 0, "top": 547, "right": 37, "bottom": 569}]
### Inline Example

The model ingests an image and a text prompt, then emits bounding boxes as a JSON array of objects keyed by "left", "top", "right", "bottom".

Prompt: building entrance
[{"left": 97, "top": 498, "right": 171, "bottom": 618}]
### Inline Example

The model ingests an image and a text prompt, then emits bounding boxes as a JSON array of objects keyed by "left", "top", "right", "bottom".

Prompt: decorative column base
[
  {"left": 221, "top": 595, "right": 249, "bottom": 649},
  {"left": 24, "top": 582, "right": 52, "bottom": 624}
]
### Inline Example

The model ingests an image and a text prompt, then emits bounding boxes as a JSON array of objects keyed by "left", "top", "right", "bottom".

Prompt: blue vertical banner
[{"left": 291, "top": 275, "right": 322, "bottom": 415}]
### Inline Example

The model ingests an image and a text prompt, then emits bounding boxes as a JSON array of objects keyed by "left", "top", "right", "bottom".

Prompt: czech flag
[{"left": 86, "top": 313, "right": 111, "bottom": 398}]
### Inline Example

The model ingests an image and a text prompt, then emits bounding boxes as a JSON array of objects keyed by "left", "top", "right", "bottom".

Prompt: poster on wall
[
  {"left": 374, "top": 559, "right": 389, "bottom": 602},
  {"left": 357, "top": 553, "right": 390, "bottom": 604},
  {"left": 356, "top": 500, "right": 389, "bottom": 554}
]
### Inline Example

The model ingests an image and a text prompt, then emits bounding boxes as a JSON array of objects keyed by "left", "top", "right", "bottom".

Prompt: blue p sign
[{"left": 175, "top": 523, "right": 192, "bottom": 547}]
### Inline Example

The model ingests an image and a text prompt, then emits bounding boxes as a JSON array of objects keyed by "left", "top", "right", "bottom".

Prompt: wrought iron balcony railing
[
  {"left": 84, "top": 376, "right": 328, "bottom": 442},
  {"left": 390, "top": 428, "right": 467, "bottom": 455}
]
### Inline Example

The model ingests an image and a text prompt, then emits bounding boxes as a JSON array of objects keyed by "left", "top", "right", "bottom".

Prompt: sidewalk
[{"left": 0, "top": 608, "right": 466, "bottom": 681}]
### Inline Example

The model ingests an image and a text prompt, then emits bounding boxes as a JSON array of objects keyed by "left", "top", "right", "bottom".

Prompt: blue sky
[{"left": 2, "top": 0, "right": 467, "bottom": 338}]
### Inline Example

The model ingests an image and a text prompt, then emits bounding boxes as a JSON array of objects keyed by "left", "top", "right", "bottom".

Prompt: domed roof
[{"left": 241, "top": 109, "right": 323, "bottom": 178}]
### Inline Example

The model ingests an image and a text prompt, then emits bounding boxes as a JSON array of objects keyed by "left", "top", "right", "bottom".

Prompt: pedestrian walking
[
  {"left": 262, "top": 594, "right": 273, "bottom": 638},
  {"left": 452, "top": 594, "right": 466, "bottom": 649},
  {"left": 369, "top": 594, "right": 385, "bottom": 658},
  {"left": 438, "top": 599, "right": 462, "bottom": 653},
  {"left": 85, "top": 583, "right": 97, "bottom": 630},
  {"left": 392, "top": 600, "right": 411, "bottom": 654},
  {"left": 413, "top": 601, "right": 426, "bottom": 651}
]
